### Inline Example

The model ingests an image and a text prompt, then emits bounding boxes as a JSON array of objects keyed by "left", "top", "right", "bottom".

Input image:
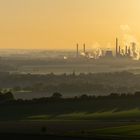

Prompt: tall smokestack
[
  {"left": 83, "top": 43, "right": 86, "bottom": 53},
  {"left": 119, "top": 46, "right": 121, "bottom": 54},
  {"left": 128, "top": 46, "right": 131, "bottom": 56},
  {"left": 76, "top": 44, "right": 79, "bottom": 57},
  {"left": 125, "top": 46, "right": 128, "bottom": 55},
  {"left": 116, "top": 38, "right": 118, "bottom": 56}
]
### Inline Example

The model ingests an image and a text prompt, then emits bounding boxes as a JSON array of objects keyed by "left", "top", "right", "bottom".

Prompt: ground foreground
[{"left": 1, "top": 121, "right": 140, "bottom": 140}]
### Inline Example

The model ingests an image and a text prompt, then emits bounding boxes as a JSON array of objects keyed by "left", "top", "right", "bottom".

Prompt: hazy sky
[{"left": 0, "top": 0, "right": 140, "bottom": 50}]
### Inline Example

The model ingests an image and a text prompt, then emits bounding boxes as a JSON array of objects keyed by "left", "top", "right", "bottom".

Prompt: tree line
[{"left": 1, "top": 91, "right": 140, "bottom": 104}]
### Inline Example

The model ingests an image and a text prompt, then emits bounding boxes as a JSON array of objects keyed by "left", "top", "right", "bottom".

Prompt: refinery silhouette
[{"left": 74, "top": 38, "right": 139, "bottom": 60}]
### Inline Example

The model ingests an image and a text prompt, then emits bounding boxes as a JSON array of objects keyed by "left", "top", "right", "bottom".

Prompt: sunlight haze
[{"left": 0, "top": 0, "right": 140, "bottom": 50}]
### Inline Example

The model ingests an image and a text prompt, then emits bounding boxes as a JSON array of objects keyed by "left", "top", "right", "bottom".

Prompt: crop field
[
  {"left": 1, "top": 109, "right": 140, "bottom": 139},
  {"left": 1, "top": 95, "right": 140, "bottom": 139},
  {"left": 93, "top": 125, "right": 140, "bottom": 136},
  {"left": 26, "top": 109, "right": 140, "bottom": 121}
]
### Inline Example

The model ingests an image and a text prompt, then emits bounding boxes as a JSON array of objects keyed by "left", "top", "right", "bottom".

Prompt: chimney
[
  {"left": 116, "top": 38, "right": 118, "bottom": 56},
  {"left": 119, "top": 46, "right": 121, "bottom": 54},
  {"left": 76, "top": 44, "right": 79, "bottom": 57},
  {"left": 83, "top": 43, "right": 86, "bottom": 53},
  {"left": 127, "top": 47, "right": 131, "bottom": 57},
  {"left": 125, "top": 46, "right": 128, "bottom": 55}
]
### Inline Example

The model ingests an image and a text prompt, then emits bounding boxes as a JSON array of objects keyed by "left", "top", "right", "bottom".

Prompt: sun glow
[{"left": 0, "top": 0, "right": 140, "bottom": 50}]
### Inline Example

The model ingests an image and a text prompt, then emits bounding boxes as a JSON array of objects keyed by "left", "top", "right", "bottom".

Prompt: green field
[
  {"left": 24, "top": 109, "right": 140, "bottom": 139},
  {"left": 93, "top": 125, "right": 140, "bottom": 136},
  {"left": 1, "top": 109, "right": 140, "bottom": 139},
  {"left": 1, "top": 96, "right": 140, "bottom": 139},
  {"left": 26, "top": 108, "right": 140, "bottom": 121},
  {"left": 63, "top": 124, "right": 140, "bottom": 139}
]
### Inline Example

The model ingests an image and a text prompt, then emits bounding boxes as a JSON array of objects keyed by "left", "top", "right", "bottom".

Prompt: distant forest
[{"left": 0, "top": 71, "right": 140, "bottom": 97}]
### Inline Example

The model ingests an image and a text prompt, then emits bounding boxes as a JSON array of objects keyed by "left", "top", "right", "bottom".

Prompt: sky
[{"left": 0, "top": 0, "right": 140, "bottom": 50}]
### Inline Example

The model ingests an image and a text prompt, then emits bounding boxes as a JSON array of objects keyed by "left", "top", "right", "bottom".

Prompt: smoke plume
[
  {"left": 120, "top": 25, "right": 140, "bottom": 60},
  {"left": 92, "top": 42, "right": 102, "bottom": 59}
]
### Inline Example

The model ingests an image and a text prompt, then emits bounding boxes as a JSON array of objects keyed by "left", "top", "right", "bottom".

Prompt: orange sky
[{"left": 0, "top": 0, "right": 140, "bottom": 50}]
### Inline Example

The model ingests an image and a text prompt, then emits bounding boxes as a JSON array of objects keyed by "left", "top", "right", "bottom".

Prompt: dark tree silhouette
[{"left": 51, "top": 92, "right": 63, "bottom": 99}]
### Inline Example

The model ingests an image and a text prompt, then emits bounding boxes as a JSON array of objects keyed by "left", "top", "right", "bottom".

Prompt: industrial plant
[{"left": 74, "top": 38, "right": 140, "bottom": 60}]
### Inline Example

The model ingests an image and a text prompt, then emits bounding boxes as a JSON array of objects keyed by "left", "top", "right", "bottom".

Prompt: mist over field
[{"left": 0, "top": 49, "right": 140, "bottom": 101}]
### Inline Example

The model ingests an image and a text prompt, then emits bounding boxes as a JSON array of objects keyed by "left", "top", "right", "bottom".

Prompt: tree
[
  {"left": 51, "top": 92, "right": 63, "bottom": 99},
  {"left": 0, "top": 91, "right": 14, "bottom": 102},
  {"left": 5, "top": 91, "right": 14, "bottom": 100}
]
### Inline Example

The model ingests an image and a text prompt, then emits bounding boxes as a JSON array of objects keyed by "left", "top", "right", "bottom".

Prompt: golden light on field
[{"left": 0, "top": 0, "right": 140, "bottom": 50}]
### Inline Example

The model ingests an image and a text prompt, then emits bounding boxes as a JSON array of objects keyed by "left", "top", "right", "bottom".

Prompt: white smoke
[
  {"left": 131, "top": 42, "right": 140, "bottom": 60},
  {"left": 120, "top": 25, "right": 140, "bottom": 60},
  {"left": 92, "top": 42, "right": 103, "bottom": 59}
]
